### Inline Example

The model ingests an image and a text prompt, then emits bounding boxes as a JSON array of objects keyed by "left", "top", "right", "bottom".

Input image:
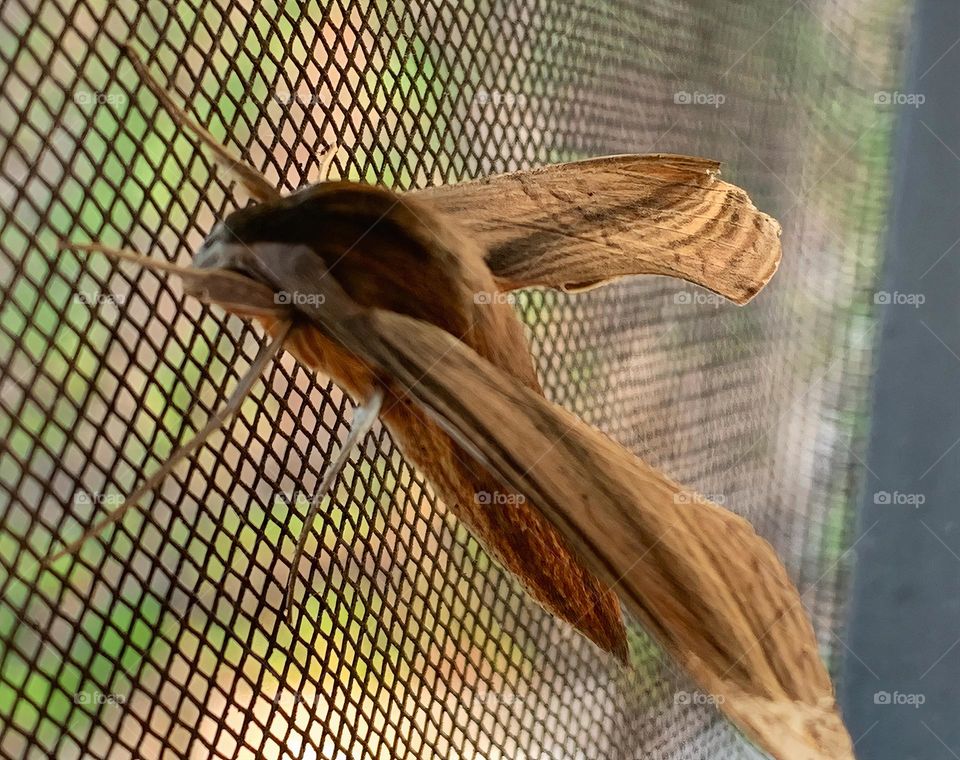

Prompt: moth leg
[
  {"left": 284, "top": 387, "right": 384, "bottom": 623},
  {"left": 42, "top": 321, "right": 292, "bottom": 566},
  {"left": 317, "top": 141, "right": 338, "bottom": 183},
  {"left": 121, "top": 43, "right": 280, "bottom": 203}
]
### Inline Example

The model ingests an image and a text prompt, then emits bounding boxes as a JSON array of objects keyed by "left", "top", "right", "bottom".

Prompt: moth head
[
  {"left": 194, "top": 187, "right": 321, "bottom": 276},
  {"left": 194, "top": 183, "right": 484, "bottom": 336}
]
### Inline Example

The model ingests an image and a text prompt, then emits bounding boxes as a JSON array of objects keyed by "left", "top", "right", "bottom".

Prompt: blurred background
[{"left": 0, "top": 0, "right": 953, "bottom": 758}]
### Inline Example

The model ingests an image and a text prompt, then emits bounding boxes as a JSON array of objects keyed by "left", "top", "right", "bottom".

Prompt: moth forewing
[
  {"left": 323, "top": 305, "right": 854, "bottom": 760},
  {"left": 412, "top": 154, "right": 782, "bottom": 304}
]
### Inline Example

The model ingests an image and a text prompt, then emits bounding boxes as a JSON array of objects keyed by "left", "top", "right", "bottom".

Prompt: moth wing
[
  {"left": 344, "top": 308, "right": 851, "bottom": 760},
  {"left": 411, "top": 154, "right": 782, "bottom": 304}
]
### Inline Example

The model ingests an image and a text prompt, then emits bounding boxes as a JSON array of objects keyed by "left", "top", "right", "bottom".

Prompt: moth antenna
[
  {"left": 60, "top": 241, "right": 288, "bottom": 317},
  {"left": 61, "top": 240, "right": 198, "bottom": 277},
  {"left": 284, "top": 388, "right": 384, "bottom": 624},
  {"left": 43, "top": 321, "right": 293, "bottom": 567},
  {"left": 121, "top": 42, "right": 280, "bottom": 203}
]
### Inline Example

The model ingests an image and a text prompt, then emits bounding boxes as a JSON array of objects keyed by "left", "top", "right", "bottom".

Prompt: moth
[{"left": 46, "top": 46, "right": 854, "bottom": 760}]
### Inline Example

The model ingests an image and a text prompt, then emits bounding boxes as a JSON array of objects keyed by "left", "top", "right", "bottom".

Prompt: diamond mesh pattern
[{"left": 0, "top": 1, "right": 908, "bottom": 758}]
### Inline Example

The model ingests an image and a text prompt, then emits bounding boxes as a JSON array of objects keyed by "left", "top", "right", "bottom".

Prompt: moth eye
[{"left": 194, "top": 222, "right": 232, "bottom": 269}]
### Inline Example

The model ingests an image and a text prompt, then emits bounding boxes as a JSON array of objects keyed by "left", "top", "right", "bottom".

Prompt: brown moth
[{"left": 46, "top": 46, "right": 854, "bottom": 760}]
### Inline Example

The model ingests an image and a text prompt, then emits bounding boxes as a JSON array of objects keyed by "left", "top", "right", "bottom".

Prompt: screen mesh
[{"left": 0, "top": 1, "right": 908, "bottom": 757}]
